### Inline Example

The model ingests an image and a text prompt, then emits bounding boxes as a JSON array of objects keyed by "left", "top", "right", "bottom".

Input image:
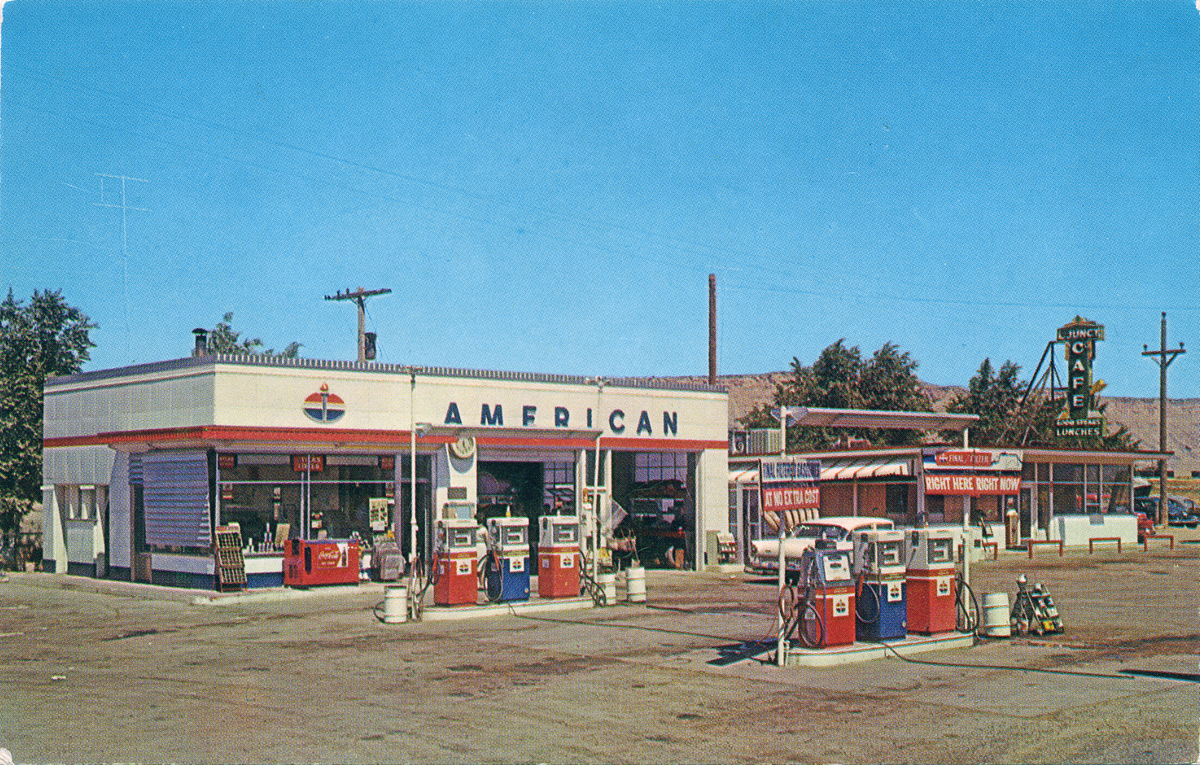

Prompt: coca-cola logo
[{"left": 316, "top": 545, "right": 347, "bottom": 568}]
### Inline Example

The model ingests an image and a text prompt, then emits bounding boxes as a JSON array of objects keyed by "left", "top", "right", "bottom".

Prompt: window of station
[
  {"left": 542, "top": 461, "right": 576, "bottom": 511},
  {"left": 217, "top": 454, "right": 420, "bottom": 545},
  {"left": 1049, "top": 463, "right": 1130, "bottom": 515}
]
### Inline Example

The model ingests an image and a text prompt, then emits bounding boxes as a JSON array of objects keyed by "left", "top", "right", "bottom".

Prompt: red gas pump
[
  {"left": 433, "top": 518, "right": 479, "bottom": 606},
  {"left": 905, "top": 528, "right": 957, "bottom": 634},
  {"left": 800, "top": 541, "right": 856, "bottom": 647},
  {"left": 538, "top": 515, "right": 580, "bottom": 599}
]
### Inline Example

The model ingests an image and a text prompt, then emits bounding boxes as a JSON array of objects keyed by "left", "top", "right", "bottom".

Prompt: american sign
[{"left": 760, "top": 457, "right": 821, "bottom": 513}]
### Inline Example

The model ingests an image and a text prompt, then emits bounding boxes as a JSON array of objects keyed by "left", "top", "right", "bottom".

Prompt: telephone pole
[
  {"left": 1142, "top": 312, "right": 1185, "bottom": 527},
  {"left": 324, "top": 286, "right": 391, "bottom": 362}
]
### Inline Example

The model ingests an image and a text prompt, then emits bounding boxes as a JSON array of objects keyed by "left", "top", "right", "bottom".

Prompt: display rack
[{"left": 213, "top": 526, "right": 247, "bottom": 592}]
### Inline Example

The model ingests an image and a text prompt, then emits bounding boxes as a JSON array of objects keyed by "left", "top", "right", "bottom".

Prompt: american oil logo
[{"left": 304, "top": 384, "right": 345, "bottom": 423}]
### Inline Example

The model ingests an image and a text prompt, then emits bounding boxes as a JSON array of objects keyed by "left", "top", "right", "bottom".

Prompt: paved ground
[{"left": 1, "top": 533, "right": 1197, "bottom": 765}]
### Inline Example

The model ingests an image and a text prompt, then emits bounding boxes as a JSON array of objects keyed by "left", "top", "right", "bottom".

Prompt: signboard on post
[
  {"left": 759, "top": 457, "right": 821, "bottom": 514},
  {"left": 1055, "top": 317, "right": 1107, "bottom": 438}
]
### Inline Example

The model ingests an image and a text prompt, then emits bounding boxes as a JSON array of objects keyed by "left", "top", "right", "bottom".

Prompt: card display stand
[{"left": 213, "top": 526, "right": 247, "bottom": 592}]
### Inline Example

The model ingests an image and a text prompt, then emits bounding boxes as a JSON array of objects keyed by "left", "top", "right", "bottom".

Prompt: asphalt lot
[{"left": 1, "top": 534, "right": 1197, "bottom": 765}]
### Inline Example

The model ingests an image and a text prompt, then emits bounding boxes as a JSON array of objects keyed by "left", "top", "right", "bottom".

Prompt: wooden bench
[
  {"left": 1088, "top": 536, "right": 1121, "bottom": 554},
  {"left": 1143, "top": 534, "right": 1175, "bottom": 551},
  {"left": 981, "top": 541, "right": 999, "bottom": 560},
  {"left": 1027, "top": 539, "right": 1064, "bottom": 558}
]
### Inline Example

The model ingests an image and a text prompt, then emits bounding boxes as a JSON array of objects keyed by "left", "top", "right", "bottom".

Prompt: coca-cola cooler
[{"left": 284, "top": 539, "right": 360, "bottom": 587}]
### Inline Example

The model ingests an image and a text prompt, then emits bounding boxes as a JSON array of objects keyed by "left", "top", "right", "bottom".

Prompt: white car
[{"left": 746, "top": 516, "right": 895, "bottom": 577}]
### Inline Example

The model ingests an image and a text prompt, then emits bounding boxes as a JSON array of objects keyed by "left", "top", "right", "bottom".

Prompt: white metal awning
[
  {"left": 728, "top": 467, "right": 760, "bottom": 484},
  {"left": 820, "top": 456, "right": 912, "bottom": 481}
]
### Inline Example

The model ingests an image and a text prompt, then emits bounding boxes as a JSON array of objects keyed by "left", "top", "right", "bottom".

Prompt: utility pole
[
  {"left": 1142, "top": 312, "right": 1185, "bottom": 527},
  {"left": 708, "top": 274, "right": 718, "bottom": 385},
  {"left": 324, "top": 286, "right": 391, "bottom": 362}
]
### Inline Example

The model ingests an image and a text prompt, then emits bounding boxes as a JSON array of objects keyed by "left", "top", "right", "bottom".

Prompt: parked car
[
  {"left": 1137, "top": 497, "right": 1199, "bottom": 528},
  {"left": 746, "top": 516, "right": 894, "bottom": 577}
]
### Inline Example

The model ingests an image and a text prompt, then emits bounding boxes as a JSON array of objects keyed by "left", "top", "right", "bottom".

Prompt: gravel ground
[{"left": 1, "top": 533, "right": 1196, "bottom": 764}]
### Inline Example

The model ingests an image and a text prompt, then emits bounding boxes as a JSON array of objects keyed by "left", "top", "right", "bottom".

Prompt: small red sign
[
  {"left": 378, "top": 455, "right": 395, "bottom": 471},
  {"left": 218, "top": 454, "right": 238, "bottom": 470},
  {"left": 934, "top": 451, "right": 992, "bottom": 468},
  {"left": 924, "top": 474, "right": 1020, "bottom": 496},
  {"left": 292, "top": 454, "right": 325, "bottom": 473}
]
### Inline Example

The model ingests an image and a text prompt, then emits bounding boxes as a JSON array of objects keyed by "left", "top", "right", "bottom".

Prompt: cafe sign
[{"left": 1055, "top": 317, "right": 1106, "bottom": 438}]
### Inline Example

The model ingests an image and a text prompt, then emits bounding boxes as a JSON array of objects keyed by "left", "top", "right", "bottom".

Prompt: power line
[{"left": 93, "top": 173, "right": 149, "bottom": 363}]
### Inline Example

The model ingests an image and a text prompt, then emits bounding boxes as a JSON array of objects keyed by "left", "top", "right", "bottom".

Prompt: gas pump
[
  {"left": 904, "top": 528, "right": 957, "bottom": 634},
  {"left": 485, "top": 516, "right": 531, "bottom": 603},
  {"left": 433, "top": 517, "right": 479, "bottom": 606},
  {"left": 538, "top": 514, "right": 580, "bottom": 598},
  {"left": 798, "top": 540, "right": 856, "bottom": 647},
  {"left": 852, "top": 528, "right": 907, "bottom": 641}
]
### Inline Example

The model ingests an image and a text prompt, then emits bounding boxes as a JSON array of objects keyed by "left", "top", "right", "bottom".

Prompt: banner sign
[
  {"left": 924, "top": 474, "right": 1021, "bottom": 496},
  {"left": 760, "top": 458, "right": 821, "bottom": 513},
  {"left": 292, "top": 454, "right": 325, "bottom": 473}
]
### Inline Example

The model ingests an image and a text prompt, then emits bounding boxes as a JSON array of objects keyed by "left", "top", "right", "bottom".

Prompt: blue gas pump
[
  {"left": 485, "top": 516, "right": 531, "bottom": 603},
  {"left": 852, "top": 528, "right": 907, "bottom": 641}
]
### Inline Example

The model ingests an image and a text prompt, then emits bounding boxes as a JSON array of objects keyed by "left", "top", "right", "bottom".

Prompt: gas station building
[{"left": 41, "top": 353, "right": 728, "bottom": 588}]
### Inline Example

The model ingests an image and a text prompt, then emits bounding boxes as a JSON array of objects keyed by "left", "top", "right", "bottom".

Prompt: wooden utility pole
[
  {"left": 1142, "top": 312, "right": 1185, "bottom": 527},
  {"left": 324, "top": 287, "right": 391, "bottom": 362}
]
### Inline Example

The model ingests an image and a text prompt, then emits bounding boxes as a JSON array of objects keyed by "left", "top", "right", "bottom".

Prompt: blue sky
[{"left": 3, "top": 1, "right": 1197, "bottom": 398}]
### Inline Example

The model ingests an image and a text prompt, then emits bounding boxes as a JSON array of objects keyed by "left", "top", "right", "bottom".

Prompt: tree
[
  {"left": 0, "top": 290, "right": 97, "bottom": 547},
  {"left": 947, "top": 358, "right": 1140, "bottom": 450},
  {"left": 743, "top": 339, "right": 932, "bottom": 450},
  {"left": 204, "top": 312, "right": 301, "bottom": 358}
]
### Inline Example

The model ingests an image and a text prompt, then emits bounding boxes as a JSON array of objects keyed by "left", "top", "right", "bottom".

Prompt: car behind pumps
[
  {"left": 1136, "top": 497, "right": 1199, "bottom": 528},
  {"left": 746, "top": 516, "right": 895, "bottom": 578}
]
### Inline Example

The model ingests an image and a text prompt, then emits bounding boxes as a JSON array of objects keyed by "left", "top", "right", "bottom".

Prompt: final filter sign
[{"left": 760, "top": 457, "right": 821, "bottom": 513}]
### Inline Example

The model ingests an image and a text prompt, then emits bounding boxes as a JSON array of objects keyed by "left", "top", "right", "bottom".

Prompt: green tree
[
  {"left": 947, "top": 358, "right": 1139, "bottom": 450},
  {"left": 743, "top": 339, "right": 932, "bottom": 450},
  {"left": 204, "top": 312, "right": 301, "bottom": 358},
  {"left": 0, "top": 290, "right": 97, "bottom": 547}
]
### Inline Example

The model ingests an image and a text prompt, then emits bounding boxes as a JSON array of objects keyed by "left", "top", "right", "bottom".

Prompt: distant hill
[{"left": 643, "top": 373, "right": 1199, "bottom": 476}]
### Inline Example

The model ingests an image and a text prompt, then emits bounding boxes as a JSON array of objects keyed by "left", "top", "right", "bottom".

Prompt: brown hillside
[{"left": 644, "top": 373, "right": 1199, "bottom": 475}]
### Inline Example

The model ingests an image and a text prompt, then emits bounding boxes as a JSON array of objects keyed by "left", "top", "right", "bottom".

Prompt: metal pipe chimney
[{"left": 708, "top": 274, "right": 717, "bottom": 385}]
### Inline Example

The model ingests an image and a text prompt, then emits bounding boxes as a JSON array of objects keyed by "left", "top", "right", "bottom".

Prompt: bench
[
  {"left": 1088, "top": 537, "right": 1121, "bottom": 554},
  {"left": 1027, "top": 539, "right": 1064, "bottom": 558},
  {"left": 1143, "top": 534, "right": 1175, "bottom": 551},
  {"left": 981, "top": 541, "right": 999, "bottom": 560}
]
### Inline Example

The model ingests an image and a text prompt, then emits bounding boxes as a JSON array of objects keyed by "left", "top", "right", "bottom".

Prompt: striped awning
[
  {"left": 728, "top": 467, "right": 760, "bottom": 484},
  {"left": 820, "top": 456, "right": 912, "bottom": 481}
]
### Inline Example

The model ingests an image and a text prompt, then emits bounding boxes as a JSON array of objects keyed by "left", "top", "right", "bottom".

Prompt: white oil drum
[
  {"left": 981, "top": 592, "right": 1010, "bottom": 637},
  {"left": 383, "top": 584, "right": 408, "bottom": 624},
  {"left": 626, "top": 566, "right": 647, "bottom": 603},
  {"left": 597, "top": 572, "right": 617, "bottom": 605}
]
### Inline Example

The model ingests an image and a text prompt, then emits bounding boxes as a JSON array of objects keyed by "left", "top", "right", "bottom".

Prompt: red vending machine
[
  {"left": 538, "top": 515, "right": 580, "bottom": 599},
  {"left": 283, "top": 539, "right": 360, "bottom": 587},
  {"left": 433, "top": 518, "right": 479, "bottom": 606},
  {"left": 799, "top": 541, "right": 856, "bottom": 647},
  {"left": 905, "top": 528, "right": 957, "bottom": 634}
]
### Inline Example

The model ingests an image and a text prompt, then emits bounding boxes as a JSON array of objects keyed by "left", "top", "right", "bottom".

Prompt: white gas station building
[{"left": 41, "top": 353, "right": 728, "bottom": 589}]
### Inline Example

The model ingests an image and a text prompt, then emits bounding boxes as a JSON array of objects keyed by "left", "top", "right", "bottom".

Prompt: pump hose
[
  {"left": 855, "top": 571, "right": 881, "bottom": 625},
  {"left": 484, "top": 551, "right": 504, "bottom": 604},
  {"left": 955, "top": 574, "right": 980, "bottom": 634},
  {"left": 578, "top": 558, "right": 608, "bottom": 607}
]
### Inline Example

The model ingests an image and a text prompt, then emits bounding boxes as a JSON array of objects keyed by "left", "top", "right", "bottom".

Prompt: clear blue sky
[{"left": 3, "top": 1, "right": 1197, "bottom": 398}]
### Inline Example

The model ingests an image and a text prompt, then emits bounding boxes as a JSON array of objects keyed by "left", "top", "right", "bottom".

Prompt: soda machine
[
  {"left": 799, "top": 540, "right": 856, "bottom": 647},
  {"left": 433, "top": 518, "right": 479, "bottom": 606},
  {"left": 904, "top": 528, "right": 957, "bottom": 634},
  {"left": 852, "top": 528, "right": 907, "bottom": 641},
  {"left": 538, "top": 515, "right": 580, "bottom": 599},
  {"left": 283, "top": 538, "right": 361, "bottom": 587},
  {"left": 485, "top": 516, "right": 531, "bottom": 603}
]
